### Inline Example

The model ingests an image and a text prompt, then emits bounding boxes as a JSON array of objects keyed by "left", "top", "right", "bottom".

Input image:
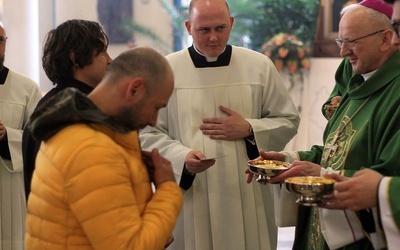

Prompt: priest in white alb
[
  {"left": 0, "top": 21, "right": 42, "bottom": 249},
  {"left": 139, "top": 0, "right": 300, "bottom": 249}
]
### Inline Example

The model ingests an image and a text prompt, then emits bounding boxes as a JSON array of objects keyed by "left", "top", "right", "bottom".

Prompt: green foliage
[
  {"left": 121, "top": 0, "right": 319, "bottom": 54},
  {"left": 120, "top": 0, "right": 187, "bottom": 53},
  {"left": 120, "top": 20, "right": 172, "bottom": 54},
  {"left": 157, "top": 0, "right": 187, "bottom": 38},
  {"left": 229, "top": 0, "right": 320, "bottom": 50}
]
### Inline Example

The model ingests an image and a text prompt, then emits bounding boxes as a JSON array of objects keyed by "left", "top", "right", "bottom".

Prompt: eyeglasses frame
[
  {"left": 392, "top": 21, "right": 400, "bottom": 38},
  {"left": 335, "top": 29, "right": 386, "bottom": 49}
]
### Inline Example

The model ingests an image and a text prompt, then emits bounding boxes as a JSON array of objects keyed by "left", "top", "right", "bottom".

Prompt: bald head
[
  {"left": 0, "top": 21, "right": 6, "bottom": 71},
  {"left": 104, "top": 47, "right": 172, "bottom": 95},
  {"left": 188, "top": 0, "right": 230, "bottom": 18},
  {"left": 185, "top": 0, "right": 234, "bottom": 58}
]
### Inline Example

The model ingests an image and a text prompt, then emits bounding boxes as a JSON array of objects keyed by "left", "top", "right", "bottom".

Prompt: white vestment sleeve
[
  {"left": 2, "top": 127, "right": 23, "bottom": 172},
  {"left": 246, "top": 74, "right": 300, "bottom": 152},
  {"left": 379, "top": 177, "right": 400, "bottom": 249},
  {"left": 139, "top": 106, "right": 192, "bottom": 183}
]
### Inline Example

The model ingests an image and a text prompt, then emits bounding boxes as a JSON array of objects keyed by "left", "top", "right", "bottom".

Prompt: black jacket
[{"left": 22, "top": 79, "right": 94, "bottom": 199}]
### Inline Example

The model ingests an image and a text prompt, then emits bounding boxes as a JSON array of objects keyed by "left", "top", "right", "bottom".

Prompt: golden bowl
[
  {"left": 247, "top": 160, "right": 289, "bottom": 184},
  {"left": 285, "top": 176, "right": 335, "bottom": 206}
]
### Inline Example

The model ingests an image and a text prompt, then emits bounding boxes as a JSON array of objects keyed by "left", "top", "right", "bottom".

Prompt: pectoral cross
[{"left": 321, "top": 133, "right": 339, "bottom": 167}]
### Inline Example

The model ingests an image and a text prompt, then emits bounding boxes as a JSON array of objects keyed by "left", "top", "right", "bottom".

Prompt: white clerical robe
[
  {"left": 378, "top": 177, "right": 400, "bottom": 250},
  {"left": 140, "top": 46, "right": 299, "bottom": 250},
  {"left": 0, "top": 69, "right": 41, "bottom": 249}
]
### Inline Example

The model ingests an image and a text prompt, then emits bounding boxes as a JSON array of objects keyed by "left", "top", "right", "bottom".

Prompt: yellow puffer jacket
[{"left": 25, "top": 124, "right": 183, "bottom": 250}]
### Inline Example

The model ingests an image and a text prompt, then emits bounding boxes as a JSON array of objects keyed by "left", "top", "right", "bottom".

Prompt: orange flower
[
  {"left": 301, "top": 58, "right": 311, "bottom": 69},
  {"left": 278, "top": 47, "right": 289, "bottom": 58},
  {"left": 274, "top": 59, "right": 284, "bottom": 71},
  {"left": 260, "top": 33, "right": 311, "bottom": 76},
  {"left": 274, "top": 33, "right": 285, "bottom": 46},
  {"left": 287, "top": 60, "right": 298, "bottom": 73},
  {"left": 297, "top": 47, "right": 305, "bottom": 59}
]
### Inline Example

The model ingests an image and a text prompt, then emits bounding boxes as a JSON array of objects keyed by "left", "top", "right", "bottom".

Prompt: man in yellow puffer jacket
[{"left": 25, "top": 47, "right": 183, "bottom": 250}]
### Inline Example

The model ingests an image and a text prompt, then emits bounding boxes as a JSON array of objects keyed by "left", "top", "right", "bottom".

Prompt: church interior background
[{"left": 1, "top": 0, "right": 346, "bottom": 249}]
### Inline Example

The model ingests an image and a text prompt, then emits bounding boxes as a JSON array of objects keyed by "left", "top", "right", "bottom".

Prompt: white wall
[
  {"left": 2, "top": 0, "right": 174, "bottom": 92},
  {"left": 3, "top": 0, "right": 39, "bottom": 84},
  {"left": 290, "top": 57, "right": 342, "bottom": 150}
]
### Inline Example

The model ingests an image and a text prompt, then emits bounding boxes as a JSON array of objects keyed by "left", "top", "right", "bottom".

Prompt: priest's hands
[
  {"left": 184, "top": 150, "right": 216, "bottom": 174},
  {"left": 245, "top": 151, "right": 286, "bottom": 184},
  {"left": 323, "top": 169, "right": 383, "bottom": 211},
  {"left": 0, "top": 121, "right": 6, "bottom": 141},
  {"left": 245, "top": 150, "right": 322, "bottom": 184},
  {"left": 142, "top": 149, "right": 176, "bottom": 188},
  {"left": 200, "top": 105, "right": 250, "bottom": 140},
  {"left": 268, "top": 160, "right": 322, "bottom": 184}
]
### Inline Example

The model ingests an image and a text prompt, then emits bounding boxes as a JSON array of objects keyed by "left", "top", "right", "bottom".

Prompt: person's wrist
[
  {"left": 246, "top": 123, "right": 253, "bottom": 138},
  {"left": 183, "top": 166, "right": 195, "bottom": 176}
]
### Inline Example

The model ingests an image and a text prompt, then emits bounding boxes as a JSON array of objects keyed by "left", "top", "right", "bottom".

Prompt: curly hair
[{"left": 42, "top": 19, "right": 109, "bottom": 85}]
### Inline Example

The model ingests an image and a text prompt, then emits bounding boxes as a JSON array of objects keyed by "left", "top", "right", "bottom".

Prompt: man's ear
[
  {"left": 69, "top": 52, "right": 79, "bottom": 67},
  {"left": 185, "top": 20, "right": 192, "bottom": 35},
  {"left": 125, "top": 77, "right": 145, "bottom": 101},
  {"left": 381, "top": 29, "right": 394, "bottom": 50},
  {"left": 230, "top": 16, "right": 235, "bottom": 28}
]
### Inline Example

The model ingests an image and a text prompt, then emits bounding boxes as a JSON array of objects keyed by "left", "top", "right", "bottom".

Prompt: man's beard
[{"left": 114, "top": 101, "right": 143, "bottom": 131}]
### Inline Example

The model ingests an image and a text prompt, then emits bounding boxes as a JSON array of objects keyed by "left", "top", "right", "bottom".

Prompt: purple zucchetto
[{"left": 358, "top": 0, "right": 393, "bottom": 18}]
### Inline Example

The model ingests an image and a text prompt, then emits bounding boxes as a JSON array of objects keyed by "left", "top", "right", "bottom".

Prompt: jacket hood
[{"left": 28, "top": 87, "right": 131, "bottom": 141}]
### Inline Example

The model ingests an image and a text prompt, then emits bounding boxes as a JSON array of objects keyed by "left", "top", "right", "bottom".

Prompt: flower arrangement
[
  {"left": 261, "top": 33, "right": 311, "bottom": 112},
  {"left": 260, "top": 33, "right": 311, "bottom": 86}
]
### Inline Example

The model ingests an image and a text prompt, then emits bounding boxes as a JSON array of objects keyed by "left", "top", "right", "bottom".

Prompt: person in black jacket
[{"left": 22, "top": 19, "right": 112, "bottom": 199}]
